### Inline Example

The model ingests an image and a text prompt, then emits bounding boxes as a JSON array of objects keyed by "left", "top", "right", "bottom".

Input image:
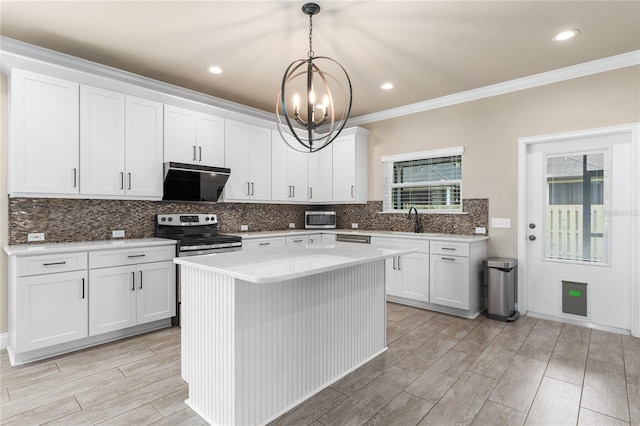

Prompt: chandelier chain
[{"left": 308, "top": 14, "right": 314, "bottom": 58}]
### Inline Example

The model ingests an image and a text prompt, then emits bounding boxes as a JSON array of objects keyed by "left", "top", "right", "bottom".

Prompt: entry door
[{"left": 522, "top": 128, "right": 635, "bottom": 331}]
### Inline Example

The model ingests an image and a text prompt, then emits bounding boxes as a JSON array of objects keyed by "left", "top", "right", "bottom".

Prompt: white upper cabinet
[
  {"left": 307, "top": 144, "right": 333, "bottom": 203},
  {"left": 271, "top": 131, "right": 308, "bottom": 202},
  {"left": 224, "top": 120, "right": 271, "bottom": 201},
  {"left": 164, "top": 104, "right": 225, "bottom": 167},
  {"left": 80, "top": 85, "right": 126, "bottom": 195},
  {"left": 124, "top": 96, "right": 164, "bottom": 197},
  {"left": 332, "top": 128, "right": 368, "bottom": 203},
  {"left": 80, "top": 88, "right": 163, "bottom": 198},
  {"left": 10, "top": 69, "right": 80, "bottom": 195}
]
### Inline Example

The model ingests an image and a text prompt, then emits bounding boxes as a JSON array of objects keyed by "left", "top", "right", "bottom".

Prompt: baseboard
[
  {"left": 526, "top": 311, "right": 631, "bottom": 335},
  {"left": 0, "top": 333, "right": 8, "bottom": 350}
]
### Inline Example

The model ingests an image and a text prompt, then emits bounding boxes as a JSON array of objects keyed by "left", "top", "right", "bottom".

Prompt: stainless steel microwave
[{"left": 305, "top": 211, "right": 336, "bottom": 229}]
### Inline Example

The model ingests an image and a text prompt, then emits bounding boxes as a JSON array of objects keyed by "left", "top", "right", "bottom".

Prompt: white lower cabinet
[
  {"left": 429, "top": 255, "right": 470, "bottom": 309},
  {"left": 372, "top": 237, "right": 429, "bottom": 302},
  {"left": 307, "top": 234, "right": 322, "bottom": 244},
  {"left": 286, "top": 235, "right": 309, "bottom": 246},
  {"left": 89, "top": 260, "right": 175, "bottom": 336},
  {"left": 16, "top": 270, "right": 88, "bottom": 352}
]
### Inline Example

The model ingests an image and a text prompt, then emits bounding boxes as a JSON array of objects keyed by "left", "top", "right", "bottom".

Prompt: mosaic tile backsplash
[{"left": 7, "top": 198, "right": 488, "bottom": 245}]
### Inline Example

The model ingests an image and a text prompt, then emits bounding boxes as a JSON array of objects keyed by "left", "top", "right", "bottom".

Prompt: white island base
[{"left": 177, "top": 244, "right": 410, "bottom": 425}]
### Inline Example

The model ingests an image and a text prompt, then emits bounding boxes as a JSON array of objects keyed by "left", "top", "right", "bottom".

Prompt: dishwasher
[{"left": 336, "top": 234, "right": 371, "bottom": 244}]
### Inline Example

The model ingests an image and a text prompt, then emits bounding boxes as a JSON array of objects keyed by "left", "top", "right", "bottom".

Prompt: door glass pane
[{"left": 545, "top": 152, "right": 607, "bottom": 263}]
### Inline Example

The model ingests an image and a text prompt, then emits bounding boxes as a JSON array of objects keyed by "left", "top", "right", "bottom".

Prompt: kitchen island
[{"left": 175, "top": 242, "right": 415, "bottom": 426}]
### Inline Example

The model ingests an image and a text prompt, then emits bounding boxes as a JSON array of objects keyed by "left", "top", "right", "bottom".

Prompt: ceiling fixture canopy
[{"left": 276, "top": 2, "right": 353, "bottom": 153}]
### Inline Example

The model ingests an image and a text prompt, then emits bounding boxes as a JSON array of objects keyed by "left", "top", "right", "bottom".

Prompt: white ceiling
[{"left": 1, "top": 1, "right": 638, "bottom": 119}]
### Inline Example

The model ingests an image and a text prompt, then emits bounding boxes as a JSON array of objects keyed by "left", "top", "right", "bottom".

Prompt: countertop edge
[
  {"left": 3, "top": 238, "right": 176, "bottom": 256},
  {"left": 230, "top": 229, "right": 489, "bottom": 243}
]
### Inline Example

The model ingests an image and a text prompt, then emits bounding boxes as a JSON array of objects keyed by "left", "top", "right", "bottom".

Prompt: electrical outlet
[
  {"left": 475, "top": 227, "right": 487, "bottom": 234},
  {"left": 289, "top": 223, "right": 296, "bottom": 229},
  {"left": 28, "top": 233, "right": 45, "bottom": 242},
  {"left": 351, "top": 223, "right": 358, "bottom": 229},
  {"left": 240, "top": 225, "right": 249, "bottom": 231},
  {"left": 491, "top": 218, "right": 511, "bottom": 228},
  {"left": 112, "top": 230, "right": 125, "bottom": 238}
]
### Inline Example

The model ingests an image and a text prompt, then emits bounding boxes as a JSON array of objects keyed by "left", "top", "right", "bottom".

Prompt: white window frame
[{"left": 381, "top": 146, "right": 464, "bottom": 213}]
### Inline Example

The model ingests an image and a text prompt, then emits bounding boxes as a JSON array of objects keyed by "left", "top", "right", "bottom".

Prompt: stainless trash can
[{"left": 484, "top": 258, "right": 519, "bottom": 322}]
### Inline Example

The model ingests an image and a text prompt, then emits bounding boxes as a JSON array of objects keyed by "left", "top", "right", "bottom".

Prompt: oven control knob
[
  {"left": 161, "top": 217, "right": 166, "bottom": 222},
  {"left": 205, "top": 217, "right": 210, "bottom": 221},
  {"left": 168, "top": 217, "right": 173, "bottom": 222}
]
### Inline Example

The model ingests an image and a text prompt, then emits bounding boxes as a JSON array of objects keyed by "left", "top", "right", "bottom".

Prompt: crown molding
[
  {"left": 0, "top": 36, "right": 275, "bottom": 123},
  {"left": 349, "top": 50, "right": 640, "bottom": 126}
]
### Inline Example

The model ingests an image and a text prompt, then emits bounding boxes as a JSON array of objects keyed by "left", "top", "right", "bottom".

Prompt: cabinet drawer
[
  {"left": 242, "top": 237, "right": 286, "bottom": 250},
  {"left": 430, "top": 241, "right": 469, "bottom": 257},
  {"left": 17, "top": 252, "right": 88, "bottom": 277},
  {"left": 371, "top": 237, "right": 429, "bottom": 253},
  {"left": 286, "top": 235, "right": 309, "bottom": 246},
  {"left": 89, "top": 245, "right": 176, "bottom": 268}
]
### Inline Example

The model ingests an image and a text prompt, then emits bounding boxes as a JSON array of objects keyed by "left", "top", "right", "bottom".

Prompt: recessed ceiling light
[
  {"left": 381, "top": 82, "right": 394, "bottom": 90},
  {"left": 208, "top": 66, "right": 223, "bottom": 74},
  {"left": 553, "top": 29, "right": 580, "bottom": 41}
]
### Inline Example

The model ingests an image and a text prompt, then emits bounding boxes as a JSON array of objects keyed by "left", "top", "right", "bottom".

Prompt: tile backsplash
[{"left": 7, "top": 198, "right": 488, "bottom": 245}]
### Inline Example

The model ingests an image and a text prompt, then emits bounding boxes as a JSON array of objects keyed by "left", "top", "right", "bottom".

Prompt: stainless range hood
[{"left": 162, "top": 162, "right": 230, "bottom": 202}]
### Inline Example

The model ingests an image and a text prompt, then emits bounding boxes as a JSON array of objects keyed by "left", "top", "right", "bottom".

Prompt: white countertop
[
  {"left": 3, "top": 238, "right": 176, "bottom": 256},
  {"left": 231, "top": 229, "right": 489, "bottom": 243},
  {"left": 174, "top": 242, "right": 415, "bottom": 284}
]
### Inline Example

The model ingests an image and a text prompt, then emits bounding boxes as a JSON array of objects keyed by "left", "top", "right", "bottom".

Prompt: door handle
[
  {"left": 397, "top": 256, "right": 401, "bottom": 271},
  {"left": 247, "top": 182, "right": 251, "bottom": 196},
  {"left": 251, "top": 182, "right": 254, "bottom": 195},
  {"left": 292, "top": 186, "right": 295, "bottom": 198},
  {"left": 120, "top": 172, "right": 124, "bottom": 190},
  {"left": 392, "top": 257, "right": 397, "bottom": 270},
  {"left": 351, "top": 185, "right": 354, "bottom": 198},
  {"left": 131, "top": 272, "right": 135, "bottom": 290},
  {"left": 128, "top": 173, "right": 132, "bottom": 190},
  {"left": 309, "top": 187, "right": 312, "bottom": 199},
  {"left": 81, "top": 278, "right": 85, "bottom": 299},
  {"left": 73, "top": 168, "right": 77, "bottom": 188},
  {"left": 199, "top": 147, "right": 202, "bottom": 162},
  {"left": 193, "top": 146, "right": 197, "bottom": 162},
  {"left": 139, "top": 271, "right": 143, "bottom": 289}
]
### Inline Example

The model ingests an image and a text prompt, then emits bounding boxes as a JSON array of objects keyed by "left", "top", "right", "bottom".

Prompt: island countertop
[{"left": 174, "top": 242, "right": 415, "bottom": 284}]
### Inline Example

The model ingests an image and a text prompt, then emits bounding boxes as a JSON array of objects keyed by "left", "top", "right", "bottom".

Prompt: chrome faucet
[{"left": 407, "top": 207, "right": 423, "bottom": 233}]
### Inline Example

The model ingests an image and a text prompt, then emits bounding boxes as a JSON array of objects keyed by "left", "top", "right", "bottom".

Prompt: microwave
[{"left": 305, "top": 211, "right": 336, "bottom": 229}]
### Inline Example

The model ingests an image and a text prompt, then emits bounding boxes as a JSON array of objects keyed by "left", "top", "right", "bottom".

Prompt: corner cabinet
[
  {"left": 9, "top": 69, "right": 80, "bottom": 195},
  {"left": 5, "top": 240, "right": 176, "bottom": 366},
  {"left": 163, "top": 104, "right": 225, "bottom": 167},
  {"left": 224, "top": 120, "right": 272, "bottom": 201},
  {"left": 331, "top": 127, "right": 368, "bottom": 204}
]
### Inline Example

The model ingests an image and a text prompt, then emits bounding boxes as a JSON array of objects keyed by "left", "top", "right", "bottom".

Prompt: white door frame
[{"left": 517, "top": 123, "right": 640, "bottom": 336}]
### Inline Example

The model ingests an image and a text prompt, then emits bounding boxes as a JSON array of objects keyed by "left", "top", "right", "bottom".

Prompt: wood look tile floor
[{"left": 1, "top": 302, "right": 639, "bottom": 425}]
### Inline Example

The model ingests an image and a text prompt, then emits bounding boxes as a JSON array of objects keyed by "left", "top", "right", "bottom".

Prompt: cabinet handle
[
  {"left": 73, "top": 168, "right": 77, "bottom": 188},
  {"left": 251, "top": 182, "right": 254, "bottom": 196},
  {"left": 127, "top": 254, "right": 146, "bottom": 258},
  {"left": 292, "top": 186, "right": 295, "bottom": 198},
  {"left": 131, "top": 272, "right": 135, "bottom": 290},
  {"left": 43, "top": 261, "right": 66, "bottom": 266},
  {"left": 397, "top": 256, "right": 402, "bottom": 271},
  {"left": 442, "top": 247, "right": 456, "bottom": 251},
  {"left": 442, "top": 257, "right": 456, "bottom": 261},
  {"left": 247, "top": 182, "right": 251, "bottom": 196},
  {"left": 81, "top": 278, "right": 85, "bottom": 299},
  {"left": 293, "top": 239, "right": 303, "bottom": 243},
  {"left": 288, "top": 186, "right": 292, "bottom": 197},
  {"left": 199, "top": 146, "right": 202, "bottom": 162},
  {"left": 193, "top": 146, "right": 197, "bottom": 162},
  {"left": 139, "top": 271, "right": 143, "bottom": 289},
  {"left": 120, "top": 172, "right": 124, "bottom": 190},
  {"left": 351, "top": 185, "right": 354, "bottom": 198},
  {"left": 309, "top": 187, "right": 312, "bottom": 199},
  {"left": 392, "top": 257, "right": 397, "bottom": 270},
  {"left": 259, "top": 242, "right": 270, "bottom": 246},
  {"left": 128, "top": 173, "right": 132, "bottom": 190}
]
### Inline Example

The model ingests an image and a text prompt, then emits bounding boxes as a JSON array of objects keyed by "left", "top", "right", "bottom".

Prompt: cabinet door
[
  {"left": 249, "top": 126, "right": 272, "bottom": 200},
  {"left": 289, "top": 146, "right": 308, "bottom": 202},
  {"left": 398, "top": 252, "right": 429, "bottom": 302},
  {"left": 197, "top": 113, "right": 225, "bottom": 167},
  {"left": 10, "top": 69, "right": 80, "bottom": 195},
  {"left": 136, "top": 261, "right": 176, "bottom": 325},
  {"left": 308, "top": 234, "right": 322, "bottom": 244},
  {"left": 308, "top": 145, "right": 333, "bottom": 203},
  {"left": 125, "top": 96, "right": 163, "bottom": 197},
  {"left": 89, "top": 265, "right": 137, "bottom": 336},
  {"left": 385, "top": 258, "right": 400, "bottom": 296},
  {"left": 80, "top": 85, "right": 126, "bottom": 195},
  {"left": 271, "top": 131, "right": 291, "bottom": 201},
  {"left": 224, "top": 120, "right": 252, "bottom": 200},
  {"left": 16, "top": 270, "right": 88, "bottom": 352},
  {"left": 429, "top": 255, "right": 469, "bottom": 309},
  {"left": 164, "top": 104, "right": 197, "bottom": 164},
  {"left": 332, "top": 136, "right": 356, "bottom": 202}
]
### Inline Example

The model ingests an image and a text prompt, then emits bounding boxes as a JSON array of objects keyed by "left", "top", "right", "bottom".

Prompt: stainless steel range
[{"left": 155, "top": 213, "right": 242, "bottom": 325}]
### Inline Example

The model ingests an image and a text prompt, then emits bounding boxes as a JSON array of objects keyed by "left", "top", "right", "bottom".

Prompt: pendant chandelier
[{"left": 276, "top": 3, "right": 352, "bottom": 153}]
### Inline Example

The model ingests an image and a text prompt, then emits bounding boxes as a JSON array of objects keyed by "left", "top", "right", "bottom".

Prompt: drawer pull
[
  {"left": 131, "top": 272, "right": 135, "bottom": 291},
  {"left": 259, "top": 242, "right": 270, "bottom": 246},
  {"left": 43, "top": 261, "right": 66, "bottom": 266},
  {"left": 442, "top": 247, "right": 457, "bottom": 251},
  {"left": 292, "top": 239, "right": 303, "bottom": 243},
  {"left": 442, "top": 257, "right": 456, "bottom": 261},
  {"left": 127, "top": 254, "right": 146, "bottom": 258}
]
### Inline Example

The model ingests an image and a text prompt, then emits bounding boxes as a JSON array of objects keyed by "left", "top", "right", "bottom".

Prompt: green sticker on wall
[{"left": 569, "top": 290, "right": 581, "bottom": 297}]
